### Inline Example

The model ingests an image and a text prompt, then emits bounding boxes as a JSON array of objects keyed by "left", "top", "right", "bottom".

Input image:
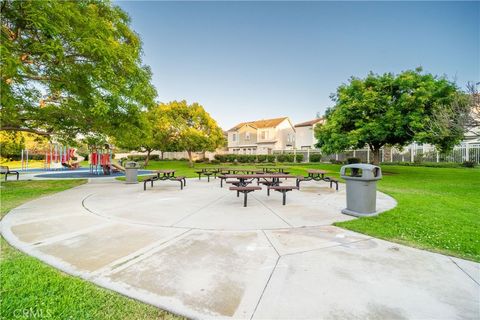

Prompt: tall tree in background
[
  {"left": 0, "top": 0, "right": 156, "bottom": 141},
  {"left": 115, "top": 106, "right": 178, "bottom": 166},
  {"left": 158, "top": 101, "right": 225, "bottom": 167},
  {"left": 315, "top": 68, "right": 461, "bottom": 164}
]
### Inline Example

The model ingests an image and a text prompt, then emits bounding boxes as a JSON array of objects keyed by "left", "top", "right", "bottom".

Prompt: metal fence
[{"left": 273, "top": 143, "right": 480, "bottom": 164}]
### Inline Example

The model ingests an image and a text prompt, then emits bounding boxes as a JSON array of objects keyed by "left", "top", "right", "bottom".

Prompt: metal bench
[
  {"left": 0, "top": 166, "right": 19, "bottom": 181},
  {"left": 296, "top": 173, "right": 339, "bottom": 191},
  {"left": 267, "top": 186, "right": 299, "bottom": 205},
  {"left": 195, "top": 169, "right": 216, "bottom": 182},
  {"left": 229, "top": 186, "right": 262, "bottom": 207},
  {"left": 143, "top": 175, "right": 186, "bottom": 190}
]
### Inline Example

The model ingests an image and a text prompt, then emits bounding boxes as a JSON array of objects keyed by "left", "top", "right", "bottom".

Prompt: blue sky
[{"left": 117, "top": 1, "right": 479, "bottom": 130}]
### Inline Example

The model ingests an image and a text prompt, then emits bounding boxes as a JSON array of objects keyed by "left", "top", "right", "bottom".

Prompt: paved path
[{"left": 1, "top": 179, "right": 478, "bottom": 319}]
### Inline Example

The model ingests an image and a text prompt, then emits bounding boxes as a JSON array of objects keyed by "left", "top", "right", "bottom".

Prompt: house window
[
  {"left": 287, "top": 133, "right": 294, "bottom": 143},
  {"left": 232, "top": 133, "right": 236, "bottom": 142},
  {"left": 261, "top": 130, "right": 268, "bottom": 140},
  {"left": 245, "top": 132, "right": 250, "bottom": 141}
]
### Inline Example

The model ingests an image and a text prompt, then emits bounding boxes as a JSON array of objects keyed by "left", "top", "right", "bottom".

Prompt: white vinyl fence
[{"left": 274, "top": 143, "right": 480, "bottom": 164}]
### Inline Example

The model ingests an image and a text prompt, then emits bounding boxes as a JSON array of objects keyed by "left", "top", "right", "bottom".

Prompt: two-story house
[
  {"left": 227, "top": 117, "right": 296, "bottom": 154},
  {"left": 294, "top": 118, "right": 325, "bottom": 149}
]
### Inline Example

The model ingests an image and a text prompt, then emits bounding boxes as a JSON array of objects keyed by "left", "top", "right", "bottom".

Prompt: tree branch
[{"left": 0, "top": 126, "right": 51, "bottom": 136}]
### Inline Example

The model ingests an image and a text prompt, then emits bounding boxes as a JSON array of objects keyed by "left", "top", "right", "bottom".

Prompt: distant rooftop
[
  {"left": 294, "top": 118, "right": 324, "bottom": 127},
  {"left": 228, "top": 117, "right": 288, "bottom": 131}
]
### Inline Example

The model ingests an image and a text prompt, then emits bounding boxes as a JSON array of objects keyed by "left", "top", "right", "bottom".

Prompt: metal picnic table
[
  {"left": 297, "top": 169, "right": 338, "bottom": 191},
  {"left": 143, "top": 170, "right": 186, "bottom": 190}
]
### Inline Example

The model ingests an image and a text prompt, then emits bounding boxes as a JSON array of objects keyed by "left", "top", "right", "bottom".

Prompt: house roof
[
  {"left": 228, "top": 117, "right": 289, "bottom": 131},
  {"left": 294, "top": 118, "right": 324, "bottom": 128}
]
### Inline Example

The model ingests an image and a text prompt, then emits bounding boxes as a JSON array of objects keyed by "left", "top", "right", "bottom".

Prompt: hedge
[{"left": 214, "top": 153, "right": 304, "bottom": 163}]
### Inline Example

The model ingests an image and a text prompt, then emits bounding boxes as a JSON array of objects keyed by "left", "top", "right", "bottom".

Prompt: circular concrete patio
[{"left": 1, "top": 179, "right": 478, "bottom": 319}]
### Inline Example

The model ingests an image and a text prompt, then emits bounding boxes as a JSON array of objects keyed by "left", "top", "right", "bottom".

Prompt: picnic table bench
[
  {"left": 229, "top": 186, "right": 262, "bottom": 207},
  {"left": 195, "top": 168, "right": 218, "bottom": 182},
  {"left": 0, "top": 166, "right": 19, "bottom": 181},
  {"left": 267, "top": 185, "right": 299, "bottom": 205},
  {"left": 143, "top": 170, "right": 186, "bottom": 191},
  {"left": 296, "top": 169, "right": 339, "bottom": 191},
  {"left": 257, "top": 166, "right": 290, "bottom": 174},
  {"left": 225, "top": 173, "right": 299, "bottom": 206}
]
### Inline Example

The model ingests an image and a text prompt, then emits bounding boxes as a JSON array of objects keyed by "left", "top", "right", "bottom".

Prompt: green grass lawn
[
  {"left": 0, "top": 180, "right": 184, "bottom": 319},
  {"left": 134, "top": 160, "right": 479, "bottom": 261}
]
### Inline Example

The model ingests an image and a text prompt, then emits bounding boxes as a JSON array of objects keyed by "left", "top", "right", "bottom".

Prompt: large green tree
[
  {"left": 115, "top": 107, "right": 178, "bottom": 166},
  {"left": 158, "top": 100, "right": 225, "bottom": 167},
  {"left": 0, "top": 0, "right": 156, "bottom": 140},
  {"left": 315, "top": 68, "right": 462, "bottom": 164}
]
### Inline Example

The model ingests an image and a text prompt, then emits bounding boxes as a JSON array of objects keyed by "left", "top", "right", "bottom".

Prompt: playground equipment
[
  {"left": 44, "top": 144, "right": 80, "bottom": 170},
  {"left": 20, "top": 149, "right": 29, "bottom": 171},
  {"left": 89, "top": 145, "right": 114, "bottom": 175}
]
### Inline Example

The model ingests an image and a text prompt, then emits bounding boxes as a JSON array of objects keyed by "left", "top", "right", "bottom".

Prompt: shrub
[
  {"left": 127, "top": 155, "right": 147, "bottom": 162},
  {"left": 309, "top": 153, "right": 322, "bottom": 162},
  {"left": 346, "top": 157, "right": 361, "bottom": 164},
  {"left": 210, "top": 159, "right": 221, "bottom": 164},
  {"left": 195, "top": 159, "right": 205, "bottom": 163},
  {"left": 29, "top": 154, "right": 45, "bottom": 160},
  {"left": 257, "top": 155, "right": 267, "bottom": 163},
  {"left": 462, "top": 161, "right": 476, "bottom": 168},
  {"left": 266, "top": 155, "right": 276, "bottom": 163},
  {"left": 214, "top": 154, "right": 226, "bottom": 162},
  {"left": 277, "top": 154, "right": 295, "bottom": 163},
  {"left": 295, "top": 154, "right": 304, "bottom": 163},
  {"left": 330, "top": 159, "right": 344, "bottom": 164},
  {"left": 413, "top": 154, "right": 424, "bottom": 164}
]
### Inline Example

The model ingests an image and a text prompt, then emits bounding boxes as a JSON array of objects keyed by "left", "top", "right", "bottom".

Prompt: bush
[
  {"left": 266, "top": 155, "right": 276, "bottom": 163},
  {"left": 210, "top": 159, "right": 221, "bottom": 164},
  {"left": 309, "top": 153, "right": 322, "bottom": 162},
  {"left": 380, "top": 161, "right": 463, "bottom": 168},
  {"left": 277, "top": 154, "right": 298, "bottom": 163},
  {"left": 257, "top": 155, "right": 267, "bottom": 163},
  {"left": 462, "top": 161, "right": 476, "bottom": 168},
  {"left": 346, "top": 157, "right": 361, "bottom": 164},
  {"left": 195, "top": 159, "right": 205, "bottom": 163},
  {"left": 295, "top": 154, "right": 304, "bottom": 163},
  {"left": 330, "top": 159, "right": 344, "bottom": 164}
]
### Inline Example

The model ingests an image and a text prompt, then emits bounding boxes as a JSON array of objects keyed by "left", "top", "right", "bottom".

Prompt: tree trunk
[
  {"left": 371, "top": 147, "right": 381, "bottom": 165},
  {"left": 187, "top": 150, "right": 193, "bottom": 167},
  {"left": 144, "top": 149, "right": 151, "bottom": 167},
  {"left": 160, "top": 151, "right": 164, "bottom": 160}
]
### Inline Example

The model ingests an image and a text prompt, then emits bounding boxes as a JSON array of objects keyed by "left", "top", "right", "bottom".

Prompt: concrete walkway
[{"left": 1, "top": 179, "right": 478, "bottom": 319}]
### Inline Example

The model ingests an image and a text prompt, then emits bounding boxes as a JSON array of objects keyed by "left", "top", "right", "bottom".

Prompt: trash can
[
  {"left": 124, "top": 161, "right": 139, "bottom": 184},
  {"left": 340, "top": 163, "right": 382, "bottom": 217}
]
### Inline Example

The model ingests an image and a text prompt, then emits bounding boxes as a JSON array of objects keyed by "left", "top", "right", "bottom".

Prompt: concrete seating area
[{"left": 0, "top": 166, "right": 19, "bottom": 181}]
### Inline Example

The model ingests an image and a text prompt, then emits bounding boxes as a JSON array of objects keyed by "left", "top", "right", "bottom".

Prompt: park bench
[
  {"left": 143, "top": 175, "right": 186, "bottom": 190},
  {"left": 296, "top": 170, "right": 339, "bottom": 191},
  {"left": 267, "top": 185, "right": 299, "bottom": 205},
  {"left": 0, "top": 166, "right": 19, "bottom": 181},
  {"left": 195, "top": 169, "right": 215, "bottom": 182},
  {"left": 229, "top": 186, "right": 262, "bottom": 207},
  {"left": 258, "top": 179, "right": 283, "bottom": 195},
  {"left": 143, "top": 170, "right": 186, "bottom": 191}
]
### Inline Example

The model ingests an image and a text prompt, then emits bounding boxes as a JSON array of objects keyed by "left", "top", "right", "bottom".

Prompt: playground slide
[{"left": 111, "top": 162, "right": 126, "bottom": 172}]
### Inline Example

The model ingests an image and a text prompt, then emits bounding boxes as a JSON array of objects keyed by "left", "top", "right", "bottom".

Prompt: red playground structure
[
  {"left": 45, "top": 144, "right": 80, "bottom": 170},
  {"left": 89, "top": 145, "right": 113, "bottom": 175}
]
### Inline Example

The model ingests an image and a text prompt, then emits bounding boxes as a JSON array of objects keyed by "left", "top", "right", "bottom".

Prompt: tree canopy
[
  {"left": 157, "top": 101, "right": 225, "bottom": 166},
  {"left": 0, "top": 0, "right": 156, "bottom": 141},
  {"left": 315, "top": 68, "right": 462, "bottom": 164}
]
